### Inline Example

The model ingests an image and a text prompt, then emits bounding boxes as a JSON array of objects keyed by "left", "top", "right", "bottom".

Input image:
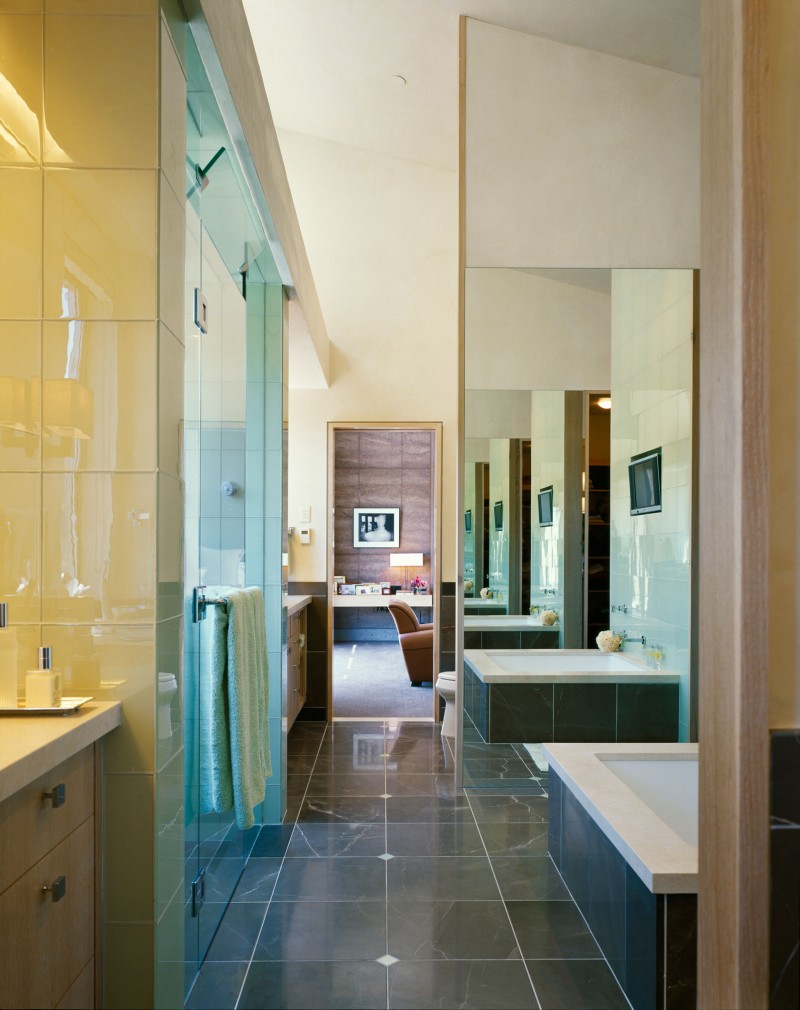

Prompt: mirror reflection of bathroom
[{"left": 462, "top": 268, "right": 697, "bottom": 789}]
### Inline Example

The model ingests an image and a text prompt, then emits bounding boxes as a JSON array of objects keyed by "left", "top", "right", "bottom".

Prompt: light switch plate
[
  {"left": 299, "top": 525, "right": 311, "bottom": 544},
  {"left": 300, "top": 506, "right": 311, "bottom": 522}
]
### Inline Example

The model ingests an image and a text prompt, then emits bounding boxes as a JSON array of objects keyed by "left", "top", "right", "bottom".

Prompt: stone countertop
[
  {"left": 0, "top": 700, "right": 121, "bottom": 804},
  {"left": 544, "top": 741, "right": 699, "bottom": 894},
  {"left": 463, "top": 614, "right": 560, "bottom": 631},
  {"left": 283, "top": 594, "right": 312, "bottom": 617}
]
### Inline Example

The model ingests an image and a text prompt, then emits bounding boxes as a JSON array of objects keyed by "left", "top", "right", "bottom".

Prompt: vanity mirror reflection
[{"left": 461, "top": 267, "right": 697, "bottom": 788}]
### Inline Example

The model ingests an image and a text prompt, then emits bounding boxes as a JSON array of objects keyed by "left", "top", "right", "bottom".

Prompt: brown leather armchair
[{"left": 387, "top": 600, "right": 434, "bottom": 686}]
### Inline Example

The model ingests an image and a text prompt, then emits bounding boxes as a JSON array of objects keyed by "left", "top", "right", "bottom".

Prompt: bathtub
[
  {"left": 545, "top": 742, "right": 697, "bottom": 1010},
  {"left": 463, "top": 649, "right": 679, "bottom": 743}
]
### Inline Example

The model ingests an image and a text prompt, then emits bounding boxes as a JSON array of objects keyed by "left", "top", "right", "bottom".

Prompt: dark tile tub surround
[
  {"left": 464, "top": 660, "right": 679, "bottom": 744},
  {"left": 770, "top": 730, "right": 800, "bottom": 1010},
  {"left": 549, "top": 769, "right": 697, "bottom": 1010}
]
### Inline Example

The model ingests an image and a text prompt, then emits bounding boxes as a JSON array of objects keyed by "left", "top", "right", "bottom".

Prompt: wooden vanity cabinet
[
  {"left": 287, "top": 607, "right": 307, "bottom": 728},
  {"left": 0, "top": 746, "right": 98, "bottom": 1009}
]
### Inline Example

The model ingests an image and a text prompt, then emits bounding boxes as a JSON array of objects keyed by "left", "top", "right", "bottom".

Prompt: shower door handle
[{"left": 192, "top": 585, "right": 207, "bottom": 623}]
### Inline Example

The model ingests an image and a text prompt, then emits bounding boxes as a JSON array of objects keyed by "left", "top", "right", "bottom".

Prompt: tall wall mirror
[{"left": 461, "top": 267, "right": 697, "bottom": 788}]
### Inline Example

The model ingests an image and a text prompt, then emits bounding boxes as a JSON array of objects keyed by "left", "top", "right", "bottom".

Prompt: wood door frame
[{"left": 326, "top": 421, "right": 443, "bottom": 722}]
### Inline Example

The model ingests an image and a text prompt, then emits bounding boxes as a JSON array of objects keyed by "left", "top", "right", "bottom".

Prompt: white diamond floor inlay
[
  {"left": 376, "top": 955, "right": 399, "bottom": 967},
  {"left": 380, "top": 793, "right": 392, "bottom": 799},
  {"left": 378, "top": 852, "right": 395, "bottom": 861}
]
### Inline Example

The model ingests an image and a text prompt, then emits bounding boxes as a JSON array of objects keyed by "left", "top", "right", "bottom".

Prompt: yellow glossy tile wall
[
  {"left": 0, "top": 13, "right": 42, "bottom": 163},
  {"left": 158, "top": 324, "right": 184, "bottom": 479},
  {"left": 45, "top": 621, "right": 156, "bottom": 769},
  {"left": 104, "top": 772, "right": 155, "bottom": 921},
  {"left": 159, "top": 174, "right": 185, "bottom": 340},
  {"left": 0, "top": 168, "right": 42, "bottom": 317},
  {"left": 0, "top": 321, "right": 41, "bottom": 470},
  {"left": 43, "top": 167, "right": 157, "bottom": 319},
  {"left": 43, "top": 13, "right": 157, "bottom": 167},
  {"left": 42, "top": 472, "right": 157, "bottom": 623},
  {"left": 42, "top": 320, "right": 157, "bottom": 470},
  {"left": 104, "top": 922, "right": 155, "bottom": 1010},
  {"left": 46, "top": 0, "right": 156, "bottom": 13},
  {"left": 159, "top": 19, "right": 186, "bottom": 203},
  {"left": 0, "top": 473, "right": 40, "bottom": 621}
]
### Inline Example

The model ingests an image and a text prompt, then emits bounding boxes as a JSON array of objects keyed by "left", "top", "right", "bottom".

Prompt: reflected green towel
[
  {"left": 198, "top": 586, "right": 271, "bottom": 828},
  {"left": 222, "top": 586, "right": 271, "bottom": 830}
]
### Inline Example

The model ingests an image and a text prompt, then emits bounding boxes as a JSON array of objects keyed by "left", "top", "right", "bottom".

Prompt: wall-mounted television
[
  {"left": 628, "top": 449, "right": 662, "bottom": 516},
  {"left": 493, "top": 500, "right": 503, "bottom": 531},
  {"left": 538, "top": 485, "right": 554, "bottom": 527},
  {"left": 464, "top": 509, "right": 472, "bottom": 533}
]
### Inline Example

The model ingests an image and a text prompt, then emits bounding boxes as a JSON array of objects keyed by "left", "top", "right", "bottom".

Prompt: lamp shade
[{"left": 390, "top": 553, "right": 424, "bottom": 567}]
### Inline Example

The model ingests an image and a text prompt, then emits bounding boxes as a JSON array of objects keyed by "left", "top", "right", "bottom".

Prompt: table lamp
[{"left": 390, "top": 553, "right": 424, "bottom": 591}]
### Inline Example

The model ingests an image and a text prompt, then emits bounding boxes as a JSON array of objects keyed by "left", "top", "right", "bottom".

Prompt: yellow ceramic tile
[
  {"left": 0, "top": 14, "right": 42, "bottom": 163},
  {"left": 0, "top": 473, "right": 40, "bottom": 622},
  {"left": 46, "top": 0, "right": 155, "bottom": 12},
  {"left": 0, "top": 1, "right": 42, "bottom": 11},
  {"left": 0, "top": 167, "right": 42, "bottom": 317},
  {"left": 155, "top": 891, "right": 184, "bottom": 1010},
  {"left": 158, "top": 174, "right": 184, "bottom": 339},
  {"left": 43, "top": 167, "right": 157, "bottom": 320},
  {"left": 42, "top": 472, "right": 157, "bottom": 623},
  {"left": 158, "top": 324, "right": 183, "bottom": 479},
  {"left": 0, "top": 321, "right": 40, "bottom": 470},
  {"left": 157, "top": 473, "right": 182, "bottom": 621},
  {"left": 155, "top": 747, "right": 183, "bottom": 916},
  {"left": 160, "top": 20, "right": 186, "bottom": 202},
  {"left": 42, "top": 320, "right": 156, "bottom": 471},
  {"left": 103, "top": 773, "right": 154, "bottom": 922},
  {"left": 45, "top": 622, "right": 155, "bottom": 770},
  {"left": 43, "top": 13, "right": 157, "bottom": 167},
  {"left": 104, "top": 922, "right": 154, "bottom": 1009}
]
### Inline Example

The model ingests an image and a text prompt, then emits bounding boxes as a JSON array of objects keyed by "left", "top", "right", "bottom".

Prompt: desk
[{"left": 332, "top": 593, "right": 433, "bottom": 609}]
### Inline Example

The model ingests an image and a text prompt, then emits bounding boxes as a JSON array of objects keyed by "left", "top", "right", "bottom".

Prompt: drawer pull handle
[
  {"left": 42, "top": 784, "right": 66, "bottom": 808},
  {"left": 42, "top": 876, "right": 67, "bottom": 902}
]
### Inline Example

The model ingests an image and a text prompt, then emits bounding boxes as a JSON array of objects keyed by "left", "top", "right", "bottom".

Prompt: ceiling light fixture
[{"left": 596, "top": 396, "right": 612, "bottom": 410}]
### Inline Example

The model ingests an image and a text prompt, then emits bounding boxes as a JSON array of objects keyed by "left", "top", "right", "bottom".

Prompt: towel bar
[{"left": 192, "top": 585, "right": 229, "bottom": 623}]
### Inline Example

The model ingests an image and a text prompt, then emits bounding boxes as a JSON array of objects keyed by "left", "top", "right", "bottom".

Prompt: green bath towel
[{"left": 199, "top": 586, "right": 271, "bottom": 829}]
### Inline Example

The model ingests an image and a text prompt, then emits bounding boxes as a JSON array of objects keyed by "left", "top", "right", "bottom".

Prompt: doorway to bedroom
[{"left": 327, "top": 423, "right": 442, "bottom": 721}]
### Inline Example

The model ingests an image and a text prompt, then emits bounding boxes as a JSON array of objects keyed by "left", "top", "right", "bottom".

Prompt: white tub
[
  {"left": 465, "top": 648, "right": 680, "bottom": 685},
  {"left": 544, "top": 742, "right": 698, "bottom": 892},
  {"left": 463, "top": 614, "right": 560, "bottom": 632}
]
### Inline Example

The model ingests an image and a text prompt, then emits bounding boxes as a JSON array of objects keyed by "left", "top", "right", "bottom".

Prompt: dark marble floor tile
[
  {"left": 507, "top": 901, "right": 602, "bottom": 960},
  {"left": 304, "top": 772, "right": 388, "bottom": 797},
  {"left": 525, "top": 958, "right": 629, "bottom": 1010},
  {"left": 388, "top": 899, "right": 520, "bottom": 960},
  {"left": 202, "top": 855, "right": 247, "bottom": 902},
  {"left": 238, "top": 960, "right": 388, "bottom": 1010},
  {"left": 284, "top": 751, "right": 321, "bottom": 774},
  {"left": 478, "top": 821, "right": 550, "bottom": 857},
  {"left": 287, "top": 774, "right": 313, "bottom": 798},
  {"left": 310, "top": 753, "right": 388, "bottom": 773},
  {"left": 467, "top": 793, "right": 549, "bottom": 824},
  {"left": 254, "top": 900, "right": 387, "bottom": 961},
  {"left": 249, "top": 824, "right": 295, "bottom": 858},
  {"left": 387, "top": 856, "right": 501, "bottom": 901},
  {"left": 491, "top": 856, "right": 571, "bottom": 901},
  {"left": 185, "top": 961, "right": 248, "bottom": 1010},
  {"left": 386, "top": 796, "right": 473, "bottom": 823},
  {"left": 462, "top": 756, "right": 541, "bottom": 782},
  {"left": 384, "top": 750, "right": 453, "bottom": 774},
  {"left": 231, "top": 858, "right": 283, "bottom": 902},
  {"left": 296, "top": 796, "right": 386, "bottom": 823},
  {"left": 272, "top": 856, "right": 386, "bottom": 901},
  {"left": 387, "top": 821, "right": 486, "bottom": 857},
  {"left": 287, "top": 822, "right": 387, "bottom": 858},
  {"left": 384, "top": 772, "right": 462, "bottom": 798},
  {"left": 388, "top": 959, "right": 539, "bottom": 1009},
  {"left": 205, "top": 901, "right": 267, "bottom": 961}
]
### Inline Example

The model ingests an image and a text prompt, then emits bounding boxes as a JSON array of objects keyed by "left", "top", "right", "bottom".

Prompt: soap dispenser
[
  {"left": 26, "top": 646, "right": 62, "bottom": 709},
  {"left": 0, "top": 603, "right": 19, "bottom": 708}
]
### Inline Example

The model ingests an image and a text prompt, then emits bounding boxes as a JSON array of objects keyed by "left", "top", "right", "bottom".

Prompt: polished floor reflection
[{"left": 185, "top": 721, "right": 630, "bottom": 1010}]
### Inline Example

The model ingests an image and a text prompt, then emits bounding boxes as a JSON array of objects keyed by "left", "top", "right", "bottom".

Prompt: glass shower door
[{"left": 182, "top": 33, "right": 271, "bottom": 992}]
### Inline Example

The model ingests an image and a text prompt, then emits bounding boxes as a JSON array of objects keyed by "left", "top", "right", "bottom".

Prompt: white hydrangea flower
[{"left": 540, "top": 609, "right": 558, "bottom": 626}]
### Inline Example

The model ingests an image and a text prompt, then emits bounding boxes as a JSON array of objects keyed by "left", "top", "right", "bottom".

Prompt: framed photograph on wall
[{"left": 353, "top": 507, "right": 400, "bottom": 548}]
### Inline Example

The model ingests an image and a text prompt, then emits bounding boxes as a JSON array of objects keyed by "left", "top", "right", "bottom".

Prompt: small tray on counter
[{"left": 0, "top": 697, "right": 94, "bottom": 717}]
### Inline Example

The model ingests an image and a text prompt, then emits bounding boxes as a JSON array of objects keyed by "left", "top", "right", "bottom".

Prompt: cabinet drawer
[
  {"left": 0, "top": 747, "right": 94, "bottom": 894},
  {"left": 55, "top": 960, "right": 94, "bottom": 1010},
  {"left": 0, "top": 817, "right": 94, "bottom": 1009}
]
